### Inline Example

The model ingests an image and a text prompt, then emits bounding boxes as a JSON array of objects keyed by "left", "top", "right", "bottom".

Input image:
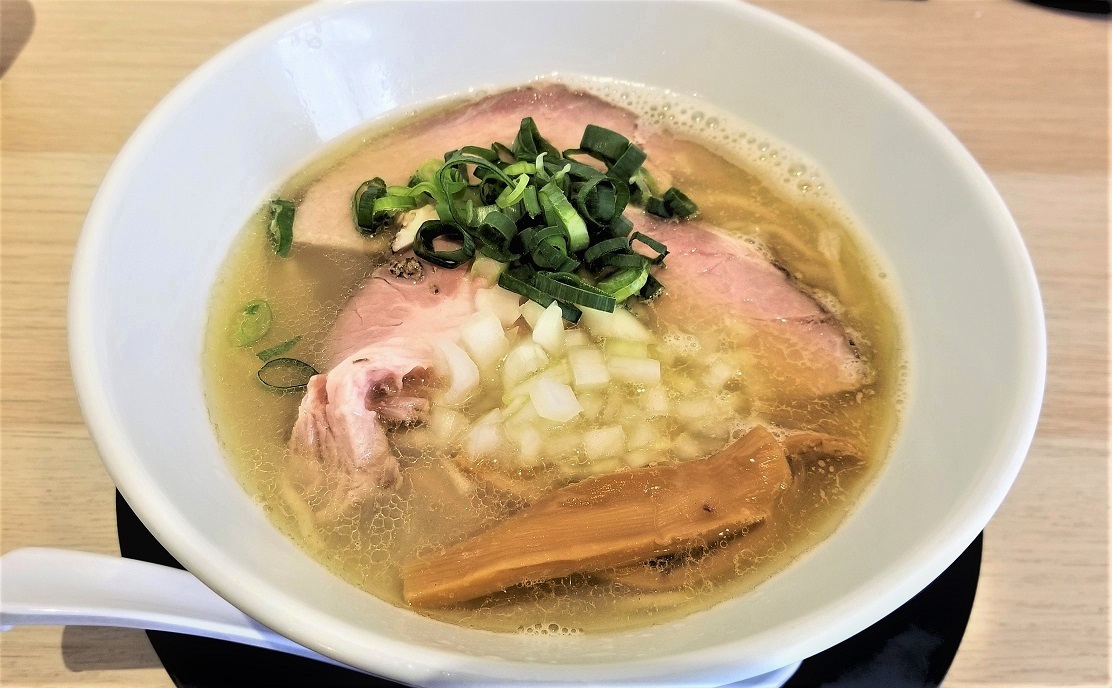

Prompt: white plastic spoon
[
  {"left": 0, "top": 548, "right": 347, "bottom": 668},
  {"left": 0, "top": 546, "right": 800, "bottom": 687}
]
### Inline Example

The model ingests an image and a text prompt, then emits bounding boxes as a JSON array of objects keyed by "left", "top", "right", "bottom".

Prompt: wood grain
[{"left": 1, "top": 1, "right": 1106, "bottom": 686}]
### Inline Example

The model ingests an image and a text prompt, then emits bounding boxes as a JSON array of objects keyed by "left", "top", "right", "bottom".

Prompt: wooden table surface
[{"left": 1, "top": 1, "right": 1107, "bottom": 686}]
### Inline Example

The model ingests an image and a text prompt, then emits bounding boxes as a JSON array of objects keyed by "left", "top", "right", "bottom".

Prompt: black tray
[{"left": 116, "top": 491, "right": 981, "bottom": 688}]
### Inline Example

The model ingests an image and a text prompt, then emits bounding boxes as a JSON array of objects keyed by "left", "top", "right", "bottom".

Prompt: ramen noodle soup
[{"left": 204, "top": 80, "right": 903, "bottom": 633}]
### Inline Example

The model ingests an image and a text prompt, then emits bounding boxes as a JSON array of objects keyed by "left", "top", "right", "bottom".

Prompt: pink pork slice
[
  {"left": 287, "top": 258, "right": 477, "bottom": 520},
  {"left": 287, "top": 82, "right": 866, "bottom": 518},
  {"left": 639, "top": 211, "right": 869, "bottom": 397}
]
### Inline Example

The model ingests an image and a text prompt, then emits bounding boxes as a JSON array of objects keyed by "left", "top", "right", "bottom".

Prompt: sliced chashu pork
[
  {"left": 287, "top": 258, "right": 478, "bottom": 520},
  {"left": 639, "top": 212, "right": 869, "bottom": 397}
]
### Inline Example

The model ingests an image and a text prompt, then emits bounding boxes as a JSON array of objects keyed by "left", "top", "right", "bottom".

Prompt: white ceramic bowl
[{"left": 69, "top": 1, "right": 1045, "bottom": 685}]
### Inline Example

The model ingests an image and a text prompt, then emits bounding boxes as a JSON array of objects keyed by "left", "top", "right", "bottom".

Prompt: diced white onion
[
  {"left": 459, "top": 311, "right": 509, "bottom": 370},
  {"left": 529, "top": 379, "right": 582, "bottom": 423},
  {"left": 600, "top": 392, "right": 625, "bottom": 422},
  {"left": 532, "top": 301, "right": 566, "bottom": 355},
  {"left": 505, "top": 397, "right": 543, "bottom": 429},
  {"left": 568, "top": 347, "right": 610, "bottom": 390},
  {"left": 626, "top": 423, "right": 658, "bottom": 451},
  {"left": 624, "top": 450, "right": 656, "bottom": 469},
  {"left": 702, "top": 360, "right": 737, "bottom": 391},
  {"left": 466, "top": 421, "right": 504, "bottom": 457},
  {"left": 537, "top": 359, "right": 572, "bottom": 385},
  {"left": 391, "top": 205, "right": 438, "bottom": 254},
  {"left": 672, "top": 432, "right": 705, "bottom": 460},
  {"left": 604, "top": 339, "right": 650, "bottom": 358},
  {"left": 428, "top": 407, "right": 468, "bottom": 443},
  {"left": 563, "top": 329, "right": 591, "bottom": 348},
  {"left": 502, "top": 342, "right": 550, "bottom": 388},
  {"left": 578, "top": 392, "right": 605, "bottom": 419},
  {"left": 579, "top": 307, "right": 653, "bottom": 343},
  {"left": 675, "top": 396, "right": 722, "bottom": 425},
  {"left": 475, "top": 286, "right": 523, "bottom": 328},
  {"left": 520, "top": 300, "right": 546, "bottom": 330},
  {"left": 545, "top": 433, "right": 583, "bottom": 461},
  {"left": 501, "top": 393, "right": 529, "bottom": 420},
  {"left": 642, "top": 387, "right": 671, "bottom": 417},
  {"left": 583, "top": 426, "right": 626, "bottom": 461},
  {"left": 507, "top": 425, "right": 544, "bottom": 466},
  {"left": 608, "top": 356, "right": 662, "bottom": 386},
  {"left": 470, "top": 253, "right": 507, "bottom": 285},
  {"left": 435, "top": 338, "right": 479, "bottom": 406}
]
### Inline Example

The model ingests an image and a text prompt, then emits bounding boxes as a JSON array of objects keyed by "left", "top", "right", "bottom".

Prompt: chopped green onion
[
  {"left": 522, "top": 186, "right": 542, "bottom": 217},
  {"left": 492, "top": 142, "right": 515, "bottom": 162},
  {"left": 557, "top": 303, "right": 583, "bottom": 323},
  {"left": 256, "top": 336, "right": 301, "bottom": 362},
  {"left": 498, "top": 267, "right": 555, "bottom": 307},
  {"left": 459, "top": 145, "right": 498, "bottom": 162},
  {"left": 474, "top": 211, "right": 518, "bottom": 254},
  {"left": 599, "top": 252, "right": 650, "bottom": 269},
  {"left": 630, "top": 231, "right": 669, "bottom": 263},
  {"left": 352, "top": 178, "right": 388, "bottom": 233},
  {"left": 531, "top": 241, "right": 568, "bottom": 270},
  {"left": 538, "top": 182, "right": 589, "bottom": 252},
  {"left": 349, "top": 117, "right": 697, "bottom": 309},
  {"left": 608, "top": 215, "right": 634, "bottom": 239},
  {"left": 663, "top": 187, "right": 699, "bottom": 217},
  {"left": 231, "top": 299, "right": 272, "bottom": 347},
  {"left": 533, "top": 272, "right": 616, "bottom": 312},
  {"left": 496, "top": 174, "right": 530, "bottom": 208},
  {"left": 584, "top": 237, "right": 631, "bottom": 266},
  {"left": 644, "top": 195, "right": 671, "bottom": 218},
  {"left": 268, "top": 200, "right": 295, "bottom": 257},
  {"left": 520, "top": 225, "right": 564, "bottom": 251},
  {"left": 413, "top": 220, "right": 476, "bottom": 268},
  {"left": 597, "top": 265, "right": 650, "bottom": 303},
  {"left": 575, "top": 176, "right": 629, "bottom": 228},
  {"left": 412, "top": 158, "right": 442, "bottom": 184},
  {"left": 512, "top": 117, "right": 561, "bottom": 161},
  {"left": 502, "top": 161, "right": 537, "bottom": 176},
  {"left": 580, "top": 125, "right": 631, "bottom": 163},
  {"left": 257, "top": 357, "right": 318, "bottom": 392},
  {"left": 608, "top": 144, "right": 647, "bottom": 183},
  {"left": 372, "top": 194, "right": 419, "bottom": 214},
  {"left": 641, "top": 274, "right": 666, "bottom": 300},
  {"left": 557, "top": 256, "right": 581, "bottom": 273}
]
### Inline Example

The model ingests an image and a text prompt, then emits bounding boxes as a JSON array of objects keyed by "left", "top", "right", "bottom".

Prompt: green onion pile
[{"left": 345, "top": 119, "right": 698, "bottom": 322}]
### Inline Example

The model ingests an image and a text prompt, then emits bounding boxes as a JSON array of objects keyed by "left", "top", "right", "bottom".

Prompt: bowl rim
[{"left": 69, "top": 0, "right": 1046, "bottom": 683}]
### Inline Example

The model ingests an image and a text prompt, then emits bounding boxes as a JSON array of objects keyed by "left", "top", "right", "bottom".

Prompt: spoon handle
[{"left": 0, "top": 547, "right": 345, "bottom": 668}]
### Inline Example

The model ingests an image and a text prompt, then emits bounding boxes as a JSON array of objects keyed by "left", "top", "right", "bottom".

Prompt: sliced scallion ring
[
  {"left": 231, "top": 299, "right": 272, "bottom": 347},
  {"left": 533, "top": 272, "right": 616, "bottom": 312},
  {"left": 630, "top": 231, "right": 669, "bottom": 264},
  {"left": 580, "top": 124, "right": 631, "bottom": 163},
  {"left": 641, "top": 274, "right": 666, "bottom": 300},
  {"left": 584, "top": 237, "right": 631, "bottom": 266},
  {"left": 256, "top": 336, "right": 301, "bottom": 362},
  {"left": 268, "top": 200, "right": 295, "bottom": 257},
  {"left": 257, "top": 357, "right": 318, "bottom": 392},
  {"left": 608, "top": 143, "right": 647, "bottom": 184},
  {"left": 663, "top": 187, "right": 699, "bottom": 217},
  {"left": 597, "top": 265, "right": 651, "bottom": 303},
  {"left": 413, "top": 220, "right": 476, "bottom": 268},
  {"left": 538, "top": 182, "right": 589, "bottom": 252}
]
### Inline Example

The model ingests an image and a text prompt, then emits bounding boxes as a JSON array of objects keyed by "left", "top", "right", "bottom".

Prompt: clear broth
[{"left": 203, "top": 81, "right": 903, "bottom": 634}]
